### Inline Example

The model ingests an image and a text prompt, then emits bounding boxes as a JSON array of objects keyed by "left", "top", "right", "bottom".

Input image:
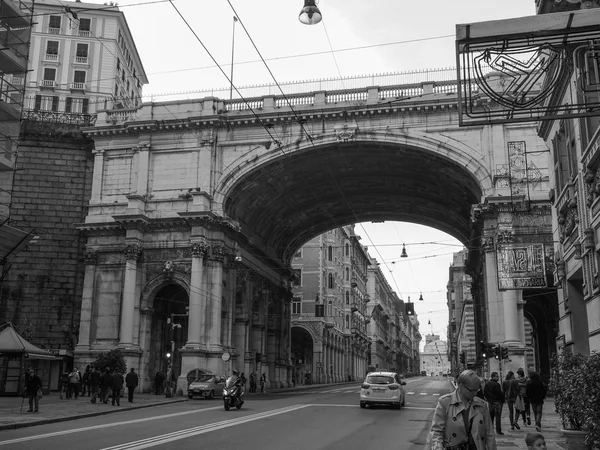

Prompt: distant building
[{"left": 421, "top": 336, "right": 450, "bottom": 376}]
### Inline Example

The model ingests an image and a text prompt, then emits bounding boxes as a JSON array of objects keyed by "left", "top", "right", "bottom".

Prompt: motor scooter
[{"left": 223, "top": 375, "right": 244, "bottom": 411}]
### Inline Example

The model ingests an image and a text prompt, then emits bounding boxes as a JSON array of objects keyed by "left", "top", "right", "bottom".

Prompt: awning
[{"left": 0, "top": 323, "right": 57, "bottom": 360}]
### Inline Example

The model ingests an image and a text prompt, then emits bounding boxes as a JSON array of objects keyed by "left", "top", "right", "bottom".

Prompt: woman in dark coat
[{"left": 525, "top": 371, "right": 547, "bottom": 432}]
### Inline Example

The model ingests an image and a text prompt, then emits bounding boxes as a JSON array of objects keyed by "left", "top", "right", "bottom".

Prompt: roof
[{"left": 0, "top": 323, "right": 57, "bottom": 360}]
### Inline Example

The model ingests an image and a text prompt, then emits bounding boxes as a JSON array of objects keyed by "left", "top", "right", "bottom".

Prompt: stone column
[
  {"left": 90, "top": 148, "right": 105, "bottom": 204},
  {"left": 75, "top": 250, "right": 98, "bottom": 352},
  {"left": 186, "top": 239, "right": 209, "bottom": 348},
  {"left": 207, "top": 242, "right": 224, "bottom": 351},
  {"left": 502, "top": 289, "right": 521, "bottom": 345},
  {"left": 119, "top": 243, "right": 142, "bottom": 347}
]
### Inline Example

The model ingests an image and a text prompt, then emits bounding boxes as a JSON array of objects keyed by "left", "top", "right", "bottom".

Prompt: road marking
[
  {"left": 99, "top": 404, "right": 310, "bottom": 450},
  {"left": 407, "top": 392, "right": 415, "bottom": 394},
  {"left": 433, "top": 393, "right": 440, "bottom": 396},
  {"left": 0, "top": 406, "right": 223, "bottom": 446},
  {"left": 419, "top": 393, "right": 427, "bottom": 395}
]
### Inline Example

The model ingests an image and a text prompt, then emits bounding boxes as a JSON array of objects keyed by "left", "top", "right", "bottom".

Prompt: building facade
[
  {"left": 421, "top": 335, "right": 450, "bottom": 377},
  {"left": 24, "top": 0, "right": 147, "bottom": 115}
]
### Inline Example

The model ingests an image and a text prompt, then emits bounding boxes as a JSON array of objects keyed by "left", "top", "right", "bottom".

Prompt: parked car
[
  {"left": 360, "top": 371, "right": 406, "bottom": 409},
  {"left": 187, "top": 374, "right": 225, "bottom": 400}
]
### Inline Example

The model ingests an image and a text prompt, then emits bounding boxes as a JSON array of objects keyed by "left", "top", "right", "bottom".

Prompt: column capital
[
  {"left": 191, "top": 238, "right": 210, "bottom": 258},
  {"left": 92, "top": 148, "right": 106, "bottom": 156},
  {"left": 84, "top": 250, "right": 98, "bottom": 265},
  {"left": 210, "top": 241, "right": 226, "bottom": 262},
  {"left": 482, "top": 236, "right": 495, "bottom": 252},
  {"left": 124, "top": 244, "right": 143, "bottom": 261}
]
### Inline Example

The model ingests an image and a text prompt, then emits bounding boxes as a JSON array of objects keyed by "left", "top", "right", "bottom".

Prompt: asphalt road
[{"left": 0, "top": 376, "right": 453, "bottom": 450}]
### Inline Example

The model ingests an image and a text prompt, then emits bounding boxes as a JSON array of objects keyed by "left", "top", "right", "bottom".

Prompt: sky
[{"left": 82, "top": 0, "right": 537, "bottom": 345}]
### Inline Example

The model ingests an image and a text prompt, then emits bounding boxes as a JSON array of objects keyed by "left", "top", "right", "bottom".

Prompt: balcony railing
[
  {"left": 48, "top": 27, "right": 60, "bottom": 34},
  {"left": 44, "top": 53, "right": 59, "bottom": 61},
  {"left": 70, "top": 82, "right": 86, "bottom": 91},
  {"left": 78, "top": 30, "right": 91, "bottom": 37},
  {"left": 74, "top": 56, "right": 89, "bottom": 64},
  {"left": 40, "top": 79, "right": 56, "bottom": 88}
]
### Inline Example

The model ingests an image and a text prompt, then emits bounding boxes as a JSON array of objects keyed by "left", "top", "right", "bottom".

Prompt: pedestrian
[
  {"left": 125, "top": 368, "right": 139, "bottom": 403},
  {"left": 240, "top": 372, "right": 247, "bottom": 390},
  {"left": 111, "top": 369, "right": 125, "bottom": 406},
  {"left": 154, "top": 371, "right": 165, "bottom": 395},
  {"left": 249, "top": 373, "right": 256, "bottom": 393},
  {"left": 100, "top": 368, "right": 112, "bottom": 404},
  {"left": 25, "top": 368, "right": 42, "bottom": 413},
  {"left": 502, "top": 371, "right": 521, "bottom": 430},
  {"left": 68, "top": 367, "right": 81, "bottom": 399},
  {"left": 515, "top": 368, "right": 531, "bottom": 427},
  {"left": 82, "top": 365, "right": 92, "bottom": 396},
  {"left": 260, "top": 373, "right": 267, "bottom": 393},
  {"left": 525, "top": 371, "right": 547, "bottom": 432},
  {"left": 525, "top": 432, "right": 546, "bottom": 450},
  {"left": 484, "top": 372, "right": 505, "bottom": 435},
  {"left": 89, "top": 366, "right": 101, "bottom": 403},
  {"left": 429, "top": 369, "right": 497, "bottom": 450},
  {"left": 60, "top": 371, "right": 70, "bottom": 399}
]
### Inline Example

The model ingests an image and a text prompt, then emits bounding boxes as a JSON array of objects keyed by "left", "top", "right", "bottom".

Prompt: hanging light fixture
[
  {"left": 428, "top": 319, "right": 431, "bottom": 325},
  {"left": 401, "top": 244, "right": 408, "bottom": 258},
  {"left": 419, "top": 292, "right": 424, "bottom": 301},
  {"left": 299, "top": 0, "right": 322, "bottom": 25}
]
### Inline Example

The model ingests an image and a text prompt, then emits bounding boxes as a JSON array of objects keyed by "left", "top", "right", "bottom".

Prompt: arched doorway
[
  {"left": 150, "top": 284, "right": 189, "bottom": 382},
  {"left": 291, "top": 327, "right": 314, "bottom": 385}
]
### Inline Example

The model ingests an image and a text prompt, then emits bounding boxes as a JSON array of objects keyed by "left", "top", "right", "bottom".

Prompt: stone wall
[{"left": 0, "top": 128, "right": 94, "bottom": 352}]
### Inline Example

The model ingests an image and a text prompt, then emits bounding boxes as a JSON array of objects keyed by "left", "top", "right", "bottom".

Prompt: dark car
[{"left": 187, "top": 374, "right": 224, "bottom": 400}]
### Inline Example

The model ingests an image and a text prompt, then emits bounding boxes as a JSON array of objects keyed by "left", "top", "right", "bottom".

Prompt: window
[
  {"left": 328, "top": 246, "right": 333, "bottom": 261},
  {"left": 345, "top": 268, "right": 349, "bottom": 281},
  {"left": 328, "top": 273, "right": 334, "bottom": 289},
  {"left": 327, "top": 301, "right": 332, "bottom": 317},
  {"left": 46, "top": 41, "right": 58, "bottom": 55},
  {"left": 65, "top": 97, "right": 89, "bottom": 114},
  {"left": 34, "top": 95, "right": 58, "bottom": 112},
  {"left": 74, "top": 70, "right": 86, "bottom": 83},
  {"left": 291, "top": 269, "right": 301, "bottom": 287},
  {"left": 345, "top": 315, "right": 349, "bottom": 328},
  {"left": 346, "top": 291, "right": 350, "bottom": 304},
  {"left": 345, "top": 243, "right": 349, "bottom": 257},
  {"left": 43, "top": 68, "right": 56, "bottom": 81},
  {"left": 117, "top": 59, "right": 120, "bottom": 71},
  {"left": 76, "top": 44, "right": 88, "bottom": 58},
  {"left": 292, "top": 299, "right": 301, "bottom": 314},
  {"left": 49, "top": 15, "right": 61, "bottom": 32},
  {"left": 78, "top": 18, "right": 91, "bottom": 33},
  {"left": 552, "top": 119, "right": 577, "bottom": 194}
]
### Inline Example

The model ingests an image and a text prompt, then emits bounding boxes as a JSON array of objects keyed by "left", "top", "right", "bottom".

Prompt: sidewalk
[{"left": 0, "top": 382, "right": 354, "bottom": 432}]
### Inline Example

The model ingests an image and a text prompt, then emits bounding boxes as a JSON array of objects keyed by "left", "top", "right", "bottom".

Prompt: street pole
[{"left": 229, "top": 16, "right": 238, "bottom": 100}]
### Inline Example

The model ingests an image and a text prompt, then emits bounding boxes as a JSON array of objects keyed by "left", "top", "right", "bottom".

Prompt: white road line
[
  {"left": 407, "top": 392, "right": 415, "bottom": 394},
  {"left": 433, "top": 393, "right": 440, "bottom": 396},
  {"left": 0, "top": 406, "right": 223, "bottom": 446},
  {"left": 100, "top": 404, "right": 310, "bottom": 450},
  {"left": 419, "top": 393, "right": 427, "bottom": 395}
]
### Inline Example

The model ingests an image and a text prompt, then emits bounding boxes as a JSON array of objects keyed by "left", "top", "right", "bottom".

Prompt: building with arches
[{"left": 421, "top": 335, "right": 450, "bottom": 377}]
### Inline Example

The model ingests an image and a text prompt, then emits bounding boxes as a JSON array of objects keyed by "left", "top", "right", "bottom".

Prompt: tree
[{"left": 92, "top": 349, "right": 127, "bottom": 374}]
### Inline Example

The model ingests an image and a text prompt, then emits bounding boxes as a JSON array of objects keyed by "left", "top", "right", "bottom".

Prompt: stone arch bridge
[{"left": 74, "top": 69, "right": 557, "bottom": 391}]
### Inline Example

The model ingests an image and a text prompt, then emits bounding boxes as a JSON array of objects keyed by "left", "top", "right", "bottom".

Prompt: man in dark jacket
[
  {"left": 526, "top": 371, "right": 547, "bottom": 432},
  {"left": 154, "top": 371, "right": 165, "bottom": 395},
  {"left": 484, "top": 371, "right": 505, "bottom": 435},
  {"left": 125, "top": 368, "right": 139, "bottom": 403},
  {"left": 111, "top": 370, "right": 125, "bottom": 406},
  {"left": 89, "top": 366, "right": 101, "bottom": 403},
  {"left": 100, "top": 368, "right": 112, "bottom": 404},
  {"left": 25, "top": 368, "right": 43, "bottom": 413}
]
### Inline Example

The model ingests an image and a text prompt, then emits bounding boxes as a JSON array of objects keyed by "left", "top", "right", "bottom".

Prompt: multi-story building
[
  {"left": 291, "top": 225, "right": 370, "bottom": 383},
  {"left": 421, "top": 334, "right": 451, "bottom": 377},
  {"left": 535, "top": 0, "right": 600, "bottom": 354},
  {"left": 24, "top": 0, "right": 147, "bottom": 115}
]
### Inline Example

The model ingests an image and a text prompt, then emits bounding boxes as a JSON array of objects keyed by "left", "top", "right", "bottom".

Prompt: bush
[
  {"left": 549, "top": 351, "right": 600, "bottom": 447},
  {"left": 92, "top": 349, "right": 127, "bottom": 374}
]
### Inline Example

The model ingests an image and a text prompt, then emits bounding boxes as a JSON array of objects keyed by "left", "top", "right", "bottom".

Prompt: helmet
[{"left": 232, "top": 369, "right": 239, "bottom": 376}]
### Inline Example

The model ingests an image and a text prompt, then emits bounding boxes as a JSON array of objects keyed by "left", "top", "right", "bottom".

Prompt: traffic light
[
  {"left": 501, "top": 346, "right": 509, "bottom": 360},
  {"left": 479, "top": 341, "right": 487, "bottom": 358},
  {"left": 459, "top": 351, "right": 466, "bottom": 365},
  {"left": 405, "top": 303, "right": 415, "bottom": 316},
  {"left": 255, "top": 352, "right": 262, "bottom": 363},
  {"left": 494, "top": 345, "right": 501, "bottom": 359}
]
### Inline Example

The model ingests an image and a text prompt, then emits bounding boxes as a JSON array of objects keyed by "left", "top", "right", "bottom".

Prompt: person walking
[
  {"left": 82, "top": 365, "right": 92, "bottom": 396},
  {"left": 25, "top": 368, "right": 43, "bottom": 413},
  {"left": 502, "top": 371, "right": 521, "bottom": 430},
  {"left": 68, "top": 367, "right": 81, "bottom": 399},
  {"left": 515, "top": 368, "right": 531, "bottom": 427},
  {"left": 240, "top": 372, "right": 247, "bottom": 391},
  {"left": 154, "top": 371, "right": 165, "bottom": 395},
  {"left": 248, "top": 373, "right": 256, "bottom": 393},
  {"left": 100, "top": 368, "right": 112, "bottom": 404},
  {"left": 111, "top": 369, "right": 125, "bottom": 406},
  {"left": 89, "top": 366, "right": 101, "bottom": 403},
  {"left": 484, "top": 372, "right": 506, "bottom": 435},
  {"left": 260, "top": 373, "right": 267, "bottom": 394},
  {"left": 125, "top": 368, "right": 139, "bottom": 403},
  {"left": 429, "top": 369, "right": 497, "bottom": 450},
  {"left": 526, "top": 371, "right": 547, "bottom": 432}
]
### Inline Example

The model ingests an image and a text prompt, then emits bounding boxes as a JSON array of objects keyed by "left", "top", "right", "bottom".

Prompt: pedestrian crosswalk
[{"left": 285, "top": 388, "right": 445, "bottom": 396}]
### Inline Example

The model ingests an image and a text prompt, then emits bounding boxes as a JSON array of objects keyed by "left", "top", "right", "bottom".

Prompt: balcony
[
  {"left": 78, "top": 30, "right": 91, "bottom": 37},
  {"left": 44, "top": 53, "right": 59, "bottom": 62},
  {"left": 40, "top": 79, "right": 56, "bottom": 88},
  {"left": 350, "top": 302, "right": 358, "bottom": 312},
  {"left": 74, "top": 56, "right": 89, "bottom": 65},
  {"left": 70, "top": 82, "right": 86, "bottom": 91},
  {"left": 48, "top": 27, "right": 60, "bottom": 35}
]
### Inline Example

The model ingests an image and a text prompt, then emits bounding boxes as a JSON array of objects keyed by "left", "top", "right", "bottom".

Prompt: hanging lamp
[
  {"left": 298, "top": 0, "right": 322, "bottom": 25},
  {"left": 401, "top": 244, "right": 408, "bottom": 258}
]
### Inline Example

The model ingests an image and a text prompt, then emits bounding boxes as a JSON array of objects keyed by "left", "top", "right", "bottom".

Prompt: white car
[{"left": 360, "top": 371, "right": 406, "bottom": 409}]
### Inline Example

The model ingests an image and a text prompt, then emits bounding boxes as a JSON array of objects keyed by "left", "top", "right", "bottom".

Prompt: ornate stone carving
[
  {"left": 211, "top": 242, "right": 225, "bottom": 262},
  {"left": 335, "top": 123, "right": 356, "bottom": 142},
  {"left": 163, "top": 260, "right": 176, "bottom": 277},
  {"left": 124, "top": 244, "right": 143, "bottom": 261},
  {"left": 190, "top": 239, "right": 210, "bottom": 258},
  {"left": 481, "top": 236, "right": 495, "bottom": 252},
  {"left": 496, "top": 230, "right": 515, "bottom": 245}
]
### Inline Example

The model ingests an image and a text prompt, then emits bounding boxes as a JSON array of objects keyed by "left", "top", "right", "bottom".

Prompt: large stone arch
[{"left": 213, "top": 131, "right": 492, "bottom": 262}]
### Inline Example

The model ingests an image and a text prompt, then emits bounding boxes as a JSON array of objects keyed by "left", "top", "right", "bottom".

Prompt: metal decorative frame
[{"left": 456, "top": 9, "right": 600, "bottom": 126}]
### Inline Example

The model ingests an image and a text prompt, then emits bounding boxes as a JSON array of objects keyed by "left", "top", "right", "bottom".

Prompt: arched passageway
[{"left": 291, "top": 327, "right": 314, "bottom": 385}]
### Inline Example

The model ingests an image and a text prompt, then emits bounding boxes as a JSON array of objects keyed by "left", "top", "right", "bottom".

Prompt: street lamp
[{"left": 298, "top": 0, "right": 322, "bottom": 25}]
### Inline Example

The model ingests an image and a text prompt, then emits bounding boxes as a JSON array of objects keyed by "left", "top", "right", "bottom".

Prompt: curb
[{"left": 0, "top": 398, "right": 187, "bottom": 432}]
